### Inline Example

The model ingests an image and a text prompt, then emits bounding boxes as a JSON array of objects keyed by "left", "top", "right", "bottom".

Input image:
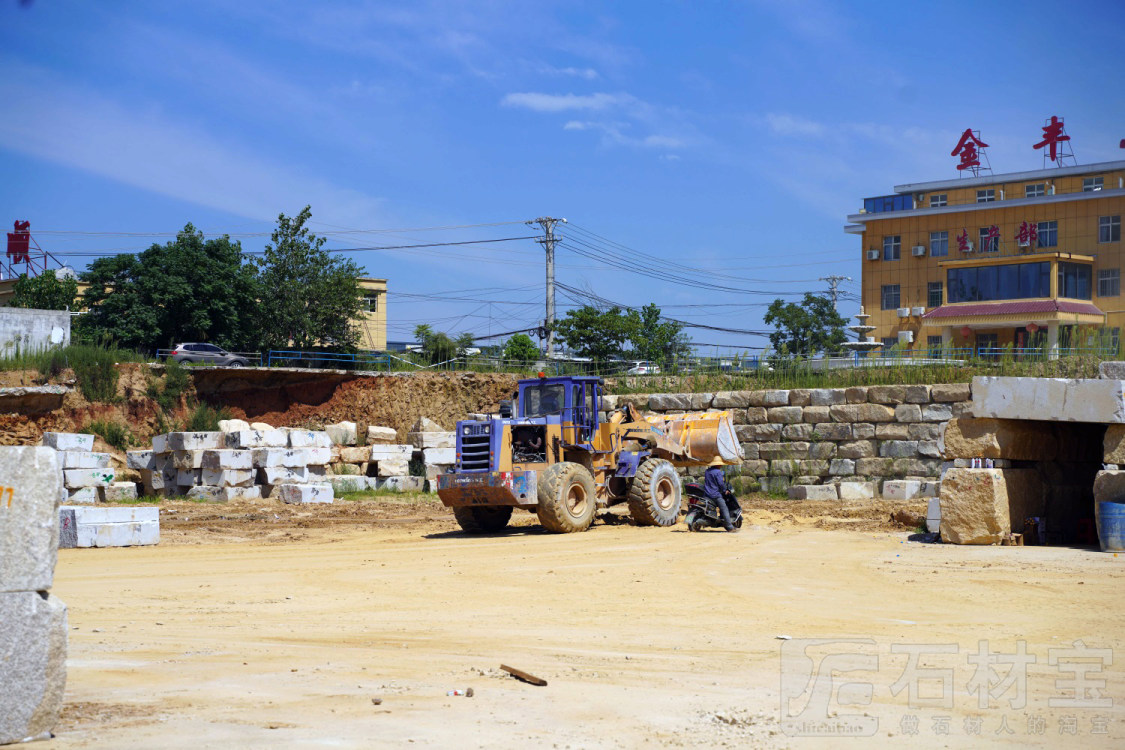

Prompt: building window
[
  {"left": 1037, "top": 220, "right": 1058, "bottom": 248},
  {"left": 947, "top": 262, "right": 1051, "bottom": 303},
  {"left": 927, "top": 335, "right": 944, "bottom": 355},
  {"left": 1058, "top": 262, "right": 1092, "bottom": 300},
  {"left": 363, "top": 293, "right": 380, "bottom": 312},
  {"left": 1098, "top": 269, "right": 1120, "bottom": 298},
  {"left": 927, "top": 281, "right": 943, "bottom": 308},
  {"left": 979, "top": 227, "right": 999, "bottom": 252},
  {"left": 883, "top": 235, "right": 901, "bottom": 261},
  {"left": 880, "top": 284, "right": 900, "bottom": 310},
  {"left": 1100, "top": 215, "right": 1121, "bottom": 243},
  {"left": 1025, "top": 183, "right": 1046, "bottom": 198},
  {"left": 881, "top": 337, "right": 899, "bottom": 349},
  {"left": 863, "top": 194, "right": 914, "bottom": 213},
  {"left": 929, "top": 231, "right": 948, "bottom": 257},
  {"left": 929, "top": 194, "right": 947, "bottom": 208},
  {"left": 976, "top": 333, "right": 1000, "bottom": 358},
  {"left": 1083, "top": 176, "right": 1104, "bottom": 192},
  {"left": 976, "top": 189, "right": 995, "bottom": 203}
]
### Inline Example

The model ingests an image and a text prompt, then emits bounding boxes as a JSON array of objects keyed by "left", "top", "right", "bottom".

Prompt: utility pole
[
  {"left": 528, "top": 217, "right": 566, "bottom": 358},
  {"left": 819, "top": 275, "right": 852, "bottom": 310}
]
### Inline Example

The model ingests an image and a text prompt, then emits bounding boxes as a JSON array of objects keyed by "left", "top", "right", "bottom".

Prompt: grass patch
[
  {"left": 149, "top": 359, "right": 191, "bottom": 411},
  {"left": 183, "top": 403, "right": 232, "bottom": 432},
  {"left": 337, "top": 489, "right": 433, "bottom": 501},
  {"left": 83, "top": 418, "right": 132, "bottom": 450},
  {"left": 105, "top": 496, "right": 161, "bottom": 505}
]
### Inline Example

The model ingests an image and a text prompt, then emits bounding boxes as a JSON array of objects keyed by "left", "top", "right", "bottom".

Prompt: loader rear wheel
[
  {"left": 536, "top": 462, "right": 597, "bottom": 533},
  {"left": 627, "top": 458, "right": 682, "bottom": 526},
  {"left": 453, "top": 505, "right": 513, "bottom": 534}
]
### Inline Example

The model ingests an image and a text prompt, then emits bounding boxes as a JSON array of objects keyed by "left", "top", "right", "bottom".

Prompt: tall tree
[
  {"left": 626, "top": 304, "right": 692, "bottom": 364},
  {"left": 502, "top": 333, "right": 539, "bottom": 364},
  {"left": 9, "top": 269, "right": 78, "bottom": 311},
  {"left": 554, "top": 305, "right": 634, "bottom": 361},
  {"left": 255, "top": 206, "right": 365, "bottom": 350},
  {"left": 79, "top": 225, "right": 259, "bottom": 350},
  {"left": 763, "top": 293, "right": 848, "bottom": 356}
]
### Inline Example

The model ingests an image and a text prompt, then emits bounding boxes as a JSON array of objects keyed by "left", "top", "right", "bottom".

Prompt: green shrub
[
  {"left": 71, "top": 346, "right": 120, "bottom": 403},
  {"left": 84, "top": 419, "right": 131, "bottom": 451},
  {"left": 184, "top": 403, "right": 232, "bottom": 432},
  {"left": 157, "top": 360, "right": 191, "bottom": 411},
  {"left": 37, "top": 348, "right": 69, "bottom": 380}
]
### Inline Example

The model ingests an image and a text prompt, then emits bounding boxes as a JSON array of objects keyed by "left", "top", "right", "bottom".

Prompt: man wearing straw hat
[{"left": 703, "top": 456, "right": 739, "bottom": 533}]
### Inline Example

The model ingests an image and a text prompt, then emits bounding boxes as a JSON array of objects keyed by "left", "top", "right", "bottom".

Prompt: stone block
[
  {"left": 375, "top": 458, "right": 410, "bottom": 477},
  {"left": 0, "top": 447, "right": 61, "bottom": 593},
  {"left": 736, "top": 423, "right": 782, "bottom": 441},
  {"left": 738, "top": 460, "right": 769, "bottom": 476},
  {"left": 125, "top": 450, "right": 158, "bottom": 471},
  {"left": 837, "top": 440, "right": 876, "bottom": 459},
  {"left": 1104, "top": 425, "right": 1125, "bottom": 464},
  {"left": 66, "top": 487, "right": 98, "bottom": 504},
  {"left": 759, "top": 442, "right": 809, "bottom": 460},
  {"left": 1094, "top": 470, "right": 1125, "bottom": 503},
  {"left": 218, "top": 419, "right": 251, "bottom": 433},
  {"left": 166, "top": 432, "right": 224, "bottom": 451},
  {"left": 410, "top": 432, "right": 455, "bottom": 449},
  {"left": 40, "top": 432, "right": 94, "bottom": 452},
  {"left": 176, "top": 468, "right": 201, "bottom": 486},
  {"left": 920, "top": 403, "right": 953, "bottom": 422},
  {"left": 378, "top": 476, "right": 426, "bottom": 492},
  {"left": 369, "top": 445, "right": 413, "bottom": 460},
  {"left": 151, "top": 434, "right": 169, "bottom": 453},
  {"left": 838, "top": 481, "right": 875, "bottom": 500},
  {"left": 802, "top": 405, "right": 831, "bottom": 424},
  {"left": 844, "top": 386, "right": 868, "bottom": 403},
  {"left": 423, "top": 447, "right": 456, "bottom": 464},
  {"left": 894, "top": 404, "right": 922, "bottom": 423},
  {"left": 811, "top": 423, "right": 852, "bottom": 441},
  {"left": 917, "top": 441, "right": 941, "bottom": 458},
  {"left": 201, "top": 450, "right": 253, "bottom": 471},
  {"left": 926, "top": 498, "right": 941, "bottom": 533},
  {"left": 740, "top": 443, "right": 759, "bottom": 460},
  {"left": 748, "top": 390, "right": 789, "bottom": 407},
  {"left": 330, "top": 475, "right": 367, "bottom": 494},
  {"left": 307, "top": 465, "right": 328, "bottom": 478},
  {"left": 919, "top": 481, "right": 941, "bottom": 497},
  {"left": 852, "top": 423, "right": 875, "bottom": 439},
  {"left": 904, "top": 385, "right": 932, "bottom": 403},
  {"left": 767, "top": 406, "right": 803, "bottom": 424},
  {"left": 828, "top": 458, "right": 856, "bottom": 475},
  {"left": 892, "top": 458, "right": 942, "bottom": 476},
  {"left": 325, "top": 421, "right": 358, "bottom": 446},
  {"left": 200, "top": 468, "right": 254, "bottom": 487},
  {"left": 185, "top": 486, "right": 223, "bottom": 502},
  {"left": 278, "top": 483, "right": 334, "bottom": 504},
  {"left": 286, "top": 430, "right": 332, "bottom": 449},
  {"left": 332, "top": 463, "right": 362, "bottom": 475},
  {"left": 171, "top": 451, "right": 206, "bottom": 470},
  {"left": 785, "top": 389, "right": 810, "bottom": 406},
  {"left": 799, "top": 460, "right": 831, "bottom": 476},
  {"left": 769, "top": 459, "right": 800, "bottom": 476},
  {"left": 856, "top": 457, "right": 894, "bottom": 476},
  {"left": 867, "top": 385, "right": 907, "bottom": 404},
  {"left": 225, "top": 429, "right": 288, "bottom": 449},
  {"left": 252, "top": 448, "right": 309, "bottom": 468},
  {"left": 942, "top": 417, "right": 1057, "bottom": 460},
  {"left": 939, "top": 469, "right": 1014, "bottom": 544},
  {"left": 875, "top": 423, "right": 911, "bottom": 440},
  {"left": 0, "top": 591, "right": 67, "bottom": 745},
  {"left": 220, "top": 486, "right": 261, "bottom": 502},
  {"left": 58, "top": 505, "right": 159, "bottom": 547},
  {"left": 781, "top": 423, "right": 814, "bottom": 440},
  {"left": 808, "top": 442, "right": 837, "bottom": 460},
  {"left": 931, "top": 383, "right": 971, "bottom": 402},
  {"left": 305, "top": 447, "right": 332, "bottom": 465},
  {"left": 973, "top": 376, "right": 1125, "bottom": 423},
  {"left": 908, "top": 423, "right": 945, "bottom": 441},
  {"left": 249, "top": 422, "right": 274, "bottom": 431},
  {"left": 788, "top": 484, "right": 838, "bottom": 500},
  {"left": 60, "top": 451, "right": 111, "bottom": 470},
  {"left": 760, "top": 476, "right": 790, "bottom": 494},
  {"left": 952, "top": 401, "right": 973, "bottom": 418},
  {"left": 745, "top": 407, "right": 768, "bottom": 424},
  {"left": 689, "top": 393, "right": 713, "bottom": 410},
  {"left": 810, "top": 388, "right": 847, "bottom": 406},
  {"left": 99, "top": 482, "right": 137, "bottom": 502},
  {"left": 258, "top": 466, "right": 308, "bottom": 485},
  {"left": 830, "top": 404, "right": 896, "bottom": 423},
  {"left": 880, "top": 440, "right": 920, "bottom": 458},
  {"left": 366, "top": 426, "right": 398, "bottom": 444},
  {"left": 63, "top": 468, "right": 115, "bottom": 489},
  {"left": 882, "top": 480, "right": 922, "bottom": 500},
  {"left": 339, "top": 446, "right": 372, "bottom": 463},
  {"left": 713, "top": 391, "right": 751, "bottom": 408}
]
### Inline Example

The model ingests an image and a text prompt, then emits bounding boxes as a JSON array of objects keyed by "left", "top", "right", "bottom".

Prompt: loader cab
[{"left": 517, "top": 375, "right": 601, "bottom": 444}]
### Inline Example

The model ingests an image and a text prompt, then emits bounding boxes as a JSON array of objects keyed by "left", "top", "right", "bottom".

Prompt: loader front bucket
[{"left": 645, "top": 410, "right": 744, "bottom": 465}]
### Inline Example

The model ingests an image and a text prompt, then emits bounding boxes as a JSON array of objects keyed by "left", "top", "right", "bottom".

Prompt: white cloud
[
  {"left": 549, "top": 66, "right": 600, "bottom": 80},
  {"left": 764, "top": 112, "right": 827, "bottom": 137},
  {"left": 501, "top": 91, "right": 632, "bottom": 113}
]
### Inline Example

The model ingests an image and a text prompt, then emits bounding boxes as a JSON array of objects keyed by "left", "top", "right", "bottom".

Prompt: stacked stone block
[
  {"left": 0, "top": 446, "right": 67, "bottom": 744},
  {"left": 41, "top": 431, "right": 117, "bottom": 504}
]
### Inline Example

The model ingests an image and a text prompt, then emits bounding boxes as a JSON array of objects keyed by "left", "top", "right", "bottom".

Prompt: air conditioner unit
[
  {"left": 866, "top": 250, "right": 880, "bottom": 261},
  {"left": 898, "top": 330, "right": 914, "bottom": 344},
  {"left": 911, "top": 245, "right": 926, "bottom": 257},
  {"left": 911, "top": 306, "right": 925, "bottom": 316},
  {"left": 897, "top": 307, "right": 910, "bottom": 318}
]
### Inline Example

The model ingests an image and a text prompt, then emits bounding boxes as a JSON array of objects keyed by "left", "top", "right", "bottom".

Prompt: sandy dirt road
[{"left": 45, "top": 499, "right": 1125, "bottom": 748}]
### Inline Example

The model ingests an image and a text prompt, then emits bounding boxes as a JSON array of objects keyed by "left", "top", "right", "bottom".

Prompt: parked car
[
  {"left": 625, "top": 361, "right": 661, "bottom": 375},
  {"left": 169, "top": 343, "right": 251, "bottom": 367}
]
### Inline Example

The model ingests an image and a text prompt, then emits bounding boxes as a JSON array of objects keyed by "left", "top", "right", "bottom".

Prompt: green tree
[
  {"left": 626, "top": 304, "right": 692, "bottom": 364},
  {"left": 79, "top": 225, "right": 259, "bottom": 351},
  {"left": 502, "top": 333, "right": 540, "bottom": 364},
  {"left": 414, "top": 324, "right": 457, "bottom": 364},
  {"left": 763, "top": 293, "right": 848, "bottom": 356},
  {"left": 554, "top": 305, "right": 636, "bottom": 361},
  {"left": 255, "top": 206, "right": 365, "bottom": 350},
  {"left": 9, "top": 270, "right": 78, "bottom": 311}
]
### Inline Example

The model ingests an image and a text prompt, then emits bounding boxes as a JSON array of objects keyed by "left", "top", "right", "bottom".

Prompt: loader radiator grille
[{"left": 459, "top": 434, "right": 491, "bottom": 472}]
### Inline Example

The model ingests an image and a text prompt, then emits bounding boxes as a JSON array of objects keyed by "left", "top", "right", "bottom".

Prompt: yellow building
[{"left": 846, "top": 160, "right": 1125, "bottom": 355}]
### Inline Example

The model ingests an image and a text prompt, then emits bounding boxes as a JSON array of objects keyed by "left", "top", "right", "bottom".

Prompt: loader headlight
[{"left": 462, "top": 426, "right": 471, "bottom": 435}]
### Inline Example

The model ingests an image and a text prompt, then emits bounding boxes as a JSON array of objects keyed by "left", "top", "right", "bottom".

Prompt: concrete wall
[{"left": 0, "top": 307, "right": 70, "bottom": 355}]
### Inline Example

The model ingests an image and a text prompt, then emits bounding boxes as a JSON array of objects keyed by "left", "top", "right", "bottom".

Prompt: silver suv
[{"left": 170, "top": 343, "right": 251, "bottom": 367}]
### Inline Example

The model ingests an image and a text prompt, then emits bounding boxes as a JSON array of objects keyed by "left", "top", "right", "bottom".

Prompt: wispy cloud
[
  {"left": 562, "top": 120, "right": 683, "bottom": 150},
  {"left": 764, "top": 113, "right": 826, "bottom": 137},
  {"left": 502, "top": 92, "right": 632, "bottom": 113},
  {"left": 538, "top": 64, "right": 599, "bottom": 80}
]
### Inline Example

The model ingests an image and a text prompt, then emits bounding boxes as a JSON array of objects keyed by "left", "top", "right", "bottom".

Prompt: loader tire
[
  {"left": 536, "top": 462, "right": 597, "bottom": 533},
  {"left": 627, "top": 458, "right": 681, "bottom": 526},
  {"left": 453, "top": 505, "right": 513, "bottom": 534}
]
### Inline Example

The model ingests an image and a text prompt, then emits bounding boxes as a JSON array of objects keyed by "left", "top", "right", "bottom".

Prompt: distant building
[
  {"left": 845, "top": 160, "right": 1125, "bottom": 354},
  {"left": 354, "top": 277, "right": 387, "bottom": 351}
]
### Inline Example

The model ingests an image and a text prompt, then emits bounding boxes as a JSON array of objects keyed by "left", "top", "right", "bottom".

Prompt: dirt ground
[{"left": 43, "top": 496, "right": 1124, "bottom": 749}]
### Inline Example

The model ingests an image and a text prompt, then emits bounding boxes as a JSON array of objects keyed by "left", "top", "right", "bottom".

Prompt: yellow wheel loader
[{"left": 436, "top": 374, "right": 743, "bottom": 534}]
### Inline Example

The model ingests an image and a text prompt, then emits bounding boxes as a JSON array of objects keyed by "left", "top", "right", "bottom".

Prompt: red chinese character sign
[
  {"left": 952, "top": 128, "right": 990, "bottom": 176},
  {"left": 1015, "top": 221, "right": 1038, "bottom": 248},
  {"left": 957, "top": 229, "right": 971, "bottom": 253},
  {"left": 985, "top": 225, "right": 1000, "bottom": 252},
  {"left": 1033, "top": 115, "right": 1075, "bottom": 166},
  {"left": 6, "top": 220, "right": 30, "bottom": 265}
]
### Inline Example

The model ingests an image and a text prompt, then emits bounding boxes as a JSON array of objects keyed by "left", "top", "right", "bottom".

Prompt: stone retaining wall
[{"left": 604, "top": 383, "right": 973, "bottom": 494}]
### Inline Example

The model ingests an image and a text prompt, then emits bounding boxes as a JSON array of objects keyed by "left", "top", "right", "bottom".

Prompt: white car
[{"left": 625, "top": 361, "right": 661, "bottom": 375}]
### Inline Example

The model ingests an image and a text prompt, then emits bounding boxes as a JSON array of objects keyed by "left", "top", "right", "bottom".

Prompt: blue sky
[{"left": 2, "top": 0, "right": 1123, "bottom": 353}]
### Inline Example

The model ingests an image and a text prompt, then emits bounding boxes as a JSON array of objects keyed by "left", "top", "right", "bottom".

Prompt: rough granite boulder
[
  {"left": 0, "top": 447, "right": 62, "bottom": 594},
  {"left": 0, "top": 592, "right": 67, "bottom": 744},
  {"left": 942, "top": 418, "right": 1057, "bottom": 460},
  {"left": 939, "top": 468, "right": 1010, "bottom": 544}
]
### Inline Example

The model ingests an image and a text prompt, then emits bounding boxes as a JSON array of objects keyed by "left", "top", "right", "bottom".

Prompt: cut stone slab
[
  {"left": 1099, "top": 361, "right": 1125, "bottom": 380},
  {"left": 166, "top": 432, "right": 224, "bottom": 451},
  {"left": 185, "top": 486, "right": 223, "bottom": 503},
  {"left": 258, "top": 467, "right": 308, "bottom": 485},
  {"left": 339, "top": 446, "right": 372, "bottom": 463},
  {"left": 788, "top": 484, "right": 838, "bottom": 500},
  {"left": 378, "top": 476, "right": 425, "bottom": 492},
  {"left": 58, "top": 505, "right": 159, "bottom": 548},
  {"left": 366, "top": 426, "right": 398, "bottom": 444},
  {"left": 66, "top": 487, "right": 98, "bottom": 505},
  {"left": 218, "top": 418, "right": 251, "bottom": 433},
  {"left": 150, "top": 434, "right": 169, "bottom": 453},
  {"left": 172, "top": 450, "right": 206, "bottom": 470},
  {"left": 60, "top": 451, "right": 111, "bottom": 469},
  {"left": 938, "top": 469, "right": 1011, "bottom": 544},
  {"left": 942, "top": 418, "right": 1057, "bottom": 461},
  {"left": 0, "top": 447, "right": 61, "bottom": 593},
  {"left": 176, "top": 468, "right": 201, "bottom": 486},
  {"left": 219, "top": 485, "right": 261, "bottom": 502},
  {"left": 99, "top": 482, "right": 138, "bottom": 502},
  {"left": 422, "top": 447, "right": 456, "bottom": 465},
  {"left": 62, "top": 468, "right": 115, "bottom": 489},
  {"left": 369, "top": 445, "right": 412, "bottom": 460},
  {"left": 40, "top": 432, "right": 94, "bottom": 452},
  {"left": 200, "top": 468, "right": 254, "bottom": 487},
  {"left": 225, "top": 429, "right": 288, "bottom": 449},
  {"left": 125, "top": 450, "right": 158, "bottom": 471},
  {"left": 972, "top": 376, "right": 1125, "bottom": 423},
  {"left": 882, "top": 480, "right": 922, "bottom": 500},
  {"left": 838, "top": 481, "right": 875, "bottom": 500},
  {"left": 201, "top": 450, "right": 253, "bottom": 471},
  {"left": 410, "top": 432, "right": 455, "bottom": 449},
  {"left": 324, "top": 421, "right": 357, "bottom": 446},
  {"left": 251, "top": 448, "right": 309, "bottom": 468},
  {"left": 375, "top": 458, "right": 410, "bottom": 477},
  {"left": 278, "top": 483, "right": 334, "bottom": 504},
  {"left": 0, "top": 591, "right": 67, "bottom": 745},
  {"left": 305, "top": 447, "right": 332, "bottom": 465},
  {"left": 286, "top": 430, "right": 332, "bottom": 449},
  {"left": 926, "top": 498, "right": 942, "bottom": 533}
]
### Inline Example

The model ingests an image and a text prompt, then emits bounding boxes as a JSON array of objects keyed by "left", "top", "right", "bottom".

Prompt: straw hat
[{"left": 708, "top": 456, "right": 725, "bottom": 467}]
